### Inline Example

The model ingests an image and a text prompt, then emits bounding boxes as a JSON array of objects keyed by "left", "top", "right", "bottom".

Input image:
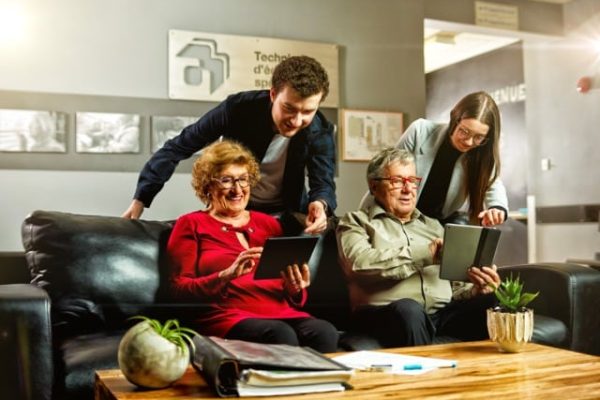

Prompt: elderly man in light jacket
[{"left": 337, "top": 147, "right": 501, "bottom": 347}]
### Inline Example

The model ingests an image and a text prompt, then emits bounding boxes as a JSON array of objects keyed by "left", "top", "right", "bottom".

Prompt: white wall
[
  {"left": 3, "top": 0, "right": 598, "bottom": 262},
  {"left": 0, "top": 0, "right": 426, "bottom": 251},
  {"left": 425, "top": 0, "right": 600, "bottom": 262},
  {"left": 537, "top": 224, "right": 599, "bottom": 262},
  {"left": 0, "top": 170, "right": 199, "bottom": 250},
  {"left": 523, "top": 11, "right": 600, "bottom": 262}
]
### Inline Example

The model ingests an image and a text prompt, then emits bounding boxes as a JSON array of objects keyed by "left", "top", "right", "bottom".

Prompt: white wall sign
[
  {"left": 168, "top": 30, "right": 339, "bottom": 107},
  {"left": 489, "top": 83, "right": 526, "bottom": 105},
  {"left": 475, "top": 1, "right": 519, "bottom": 31}
]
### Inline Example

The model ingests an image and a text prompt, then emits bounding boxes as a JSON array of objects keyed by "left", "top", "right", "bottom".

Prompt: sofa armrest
[
  {"left": 0, "top": 284, "right": 53, "bottom": 400},
  {"left": 499, "top": 263, "right": 600, "bottom": 355}
]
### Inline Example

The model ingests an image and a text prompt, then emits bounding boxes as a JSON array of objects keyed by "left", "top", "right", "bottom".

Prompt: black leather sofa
[{"left": 1, "top": 210, "right": 599, "bottom": 400}]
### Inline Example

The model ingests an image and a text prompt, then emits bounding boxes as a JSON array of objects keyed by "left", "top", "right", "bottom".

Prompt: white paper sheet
[{"left": 333, "top": 350, "right": 457, "bottom": 375}]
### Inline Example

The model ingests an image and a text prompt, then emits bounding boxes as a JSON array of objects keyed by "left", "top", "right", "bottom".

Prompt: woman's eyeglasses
[
  {"left": 374, "top": 175, "right": 422, "bottom": 189},
  {"left": 212, "top": 175, "right": 251, "bottom": 189},
  {"left": 456, "top": 124, "right": 489, "bottom": 146}
]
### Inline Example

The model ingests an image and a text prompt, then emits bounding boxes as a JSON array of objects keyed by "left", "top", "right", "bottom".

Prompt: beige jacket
[{"left": 336, "top": 203, "right": 472, "bottom": 314}]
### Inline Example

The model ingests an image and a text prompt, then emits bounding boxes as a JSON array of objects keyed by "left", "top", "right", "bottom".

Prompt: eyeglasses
[
  {"left": 456, "top": 123, "right": 489, "bottom": 146},
  {"left": 374, "top": 175, "right": 422, "bottom": 189},
  {"left": 212, "top": 175, "right": 251, "bottom": 189}
]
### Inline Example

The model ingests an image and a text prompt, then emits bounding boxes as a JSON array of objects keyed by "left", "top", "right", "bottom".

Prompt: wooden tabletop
[{"left": 95, "top": 340, "right": 600, "bottom": 399}]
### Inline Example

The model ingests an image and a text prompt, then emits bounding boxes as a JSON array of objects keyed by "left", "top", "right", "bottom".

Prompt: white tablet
[
  {"left": 253, "top": 236, "right": 319, "bottom": 280},
  {"left": 439, "top": 224, "right": 501, "bottom": 282}
]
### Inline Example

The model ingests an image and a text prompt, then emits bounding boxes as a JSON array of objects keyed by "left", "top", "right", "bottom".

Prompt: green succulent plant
[
  {"left": 492, "top": 274, "right": 539, "bottom": 313},
  {"left": 130, "top": 316, "right": 198, "bottom": 351}
]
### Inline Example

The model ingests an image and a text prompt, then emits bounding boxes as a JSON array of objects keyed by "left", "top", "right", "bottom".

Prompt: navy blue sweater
[{"left": 134, "top": 90, "right": 337, "bottom": 214}]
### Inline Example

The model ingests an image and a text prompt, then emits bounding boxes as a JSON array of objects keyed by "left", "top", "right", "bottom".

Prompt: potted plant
[
  {"left": 487, "top": 274, "right": 539, "bottom": 353},
  {"left": 118, "top": 316, "right": 198, "bottom": 388}
]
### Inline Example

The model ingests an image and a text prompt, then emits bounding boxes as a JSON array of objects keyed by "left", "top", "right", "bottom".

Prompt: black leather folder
[{"left": 192, "top": 335, "right": 352, "bottom": 397}]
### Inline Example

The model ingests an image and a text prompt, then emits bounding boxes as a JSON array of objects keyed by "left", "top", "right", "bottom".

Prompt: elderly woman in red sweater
[{"left": 168, "top": 139, "right": 338, "bottom": 352}]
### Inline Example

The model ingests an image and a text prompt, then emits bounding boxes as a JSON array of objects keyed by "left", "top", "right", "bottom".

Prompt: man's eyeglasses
[
  {"left": 374, "top": 175, "right": 422, "bottom": 189},
  {"left": 456, "top": 124, "right": 489, "bottom": 146},
  {"left": 212, "top": 175, "right": 251, "bottom": 189}
]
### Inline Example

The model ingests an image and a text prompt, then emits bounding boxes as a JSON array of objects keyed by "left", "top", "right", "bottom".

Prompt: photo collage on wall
[
  {"left": 0, "top": 109, "right": 67, "bottom": 153},
  {"left": 150, "top": 116, "right": 198, "bottom": 153},
  {"left": 340, "top": 109, "right": 403, "bottom": 161},
  {"left": 0, "top": 109, "right": 197, "bottom": 154},
  {"left": 76, "top": 112, "right": 141, "bottom": 153}
]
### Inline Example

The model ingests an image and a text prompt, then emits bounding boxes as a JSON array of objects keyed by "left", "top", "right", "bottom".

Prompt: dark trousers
[
  {"left": 353, "top": 294, "right": 496, "bottom": 347},
  {"left": 225, "top": 317, "right": 339, "bottom": 353}
]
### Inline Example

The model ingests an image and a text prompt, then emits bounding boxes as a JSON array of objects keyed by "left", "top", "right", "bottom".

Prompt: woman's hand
[
  {"left": 478, "top": 208, "right": 506, "bottom": 227},
  {"left": 468, "top": 264, "right": 501, "bottom": 296},
  {"left": 218, "top": 247, "right": 263, "bottom": 282},
  {"left": 281, "top": 263, "right": 310, "bottom": 296}
]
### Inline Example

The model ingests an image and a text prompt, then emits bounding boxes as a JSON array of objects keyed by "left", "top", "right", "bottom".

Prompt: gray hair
[{"left": 367, "top": 147, "right": 415, "bottom": 181}]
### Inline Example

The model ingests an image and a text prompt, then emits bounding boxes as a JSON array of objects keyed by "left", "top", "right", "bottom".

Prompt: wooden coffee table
[{"left": 95, "top": 340, "right": 600, "bottom": 399}]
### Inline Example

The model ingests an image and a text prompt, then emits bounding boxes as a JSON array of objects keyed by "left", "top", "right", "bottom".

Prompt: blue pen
[{"left": 403, "top": 362, "right": 456, "bottom": 370}]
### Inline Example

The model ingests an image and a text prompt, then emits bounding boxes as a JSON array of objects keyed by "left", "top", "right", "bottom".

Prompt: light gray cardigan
[{"left": 360, "top": 118, "right": 508, "bottom": 219}]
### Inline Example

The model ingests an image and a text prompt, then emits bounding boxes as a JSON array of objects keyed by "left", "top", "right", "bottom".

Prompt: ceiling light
[{"left": 0, "top": 3, "right": 26, "bottom": 44}]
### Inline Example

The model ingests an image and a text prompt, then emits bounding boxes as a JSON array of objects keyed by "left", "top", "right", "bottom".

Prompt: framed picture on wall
[
  {"left": 76, "top": 112, "right": 140, "bottom": 153},
  {"left": 151, "top": 115, "right": 197, "bottom": 153},
  {"left": 340, "top": 109, "right": 403, "bottom": 161},
  {"left": 0, "top": 109, "right": 67, "bottom": 153}
]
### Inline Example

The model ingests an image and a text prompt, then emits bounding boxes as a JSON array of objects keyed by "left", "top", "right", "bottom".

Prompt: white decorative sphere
[{"left": 118, "top": 321, "right": 190, "bottom": 388}]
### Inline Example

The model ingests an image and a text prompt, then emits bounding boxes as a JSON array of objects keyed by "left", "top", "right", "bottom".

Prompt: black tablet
[
  {"left": 439, "top": 224, "right": 501, "bottom": 282},
  {"left": 253, "top": 236, "right": 320, "bottom": 280}
]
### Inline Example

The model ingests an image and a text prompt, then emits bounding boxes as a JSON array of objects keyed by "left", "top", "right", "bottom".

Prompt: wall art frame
[
  {"left": 76, "top": 112, "right": 141, "bottom": 153},
  {"left": 150, "top": 115, "right": 197, "bottom": 153},
  {"left": 0, "top": 109, "right": 67, "bottom": 153},
  {"left": 340, "top": 109, "right": 404, "bottom": 162}
]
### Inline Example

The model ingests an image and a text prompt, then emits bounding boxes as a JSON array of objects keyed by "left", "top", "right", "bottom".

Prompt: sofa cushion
[
  {"left": 57, "top": 331, "right": 124, "bottom": 400},
  {"left": 22, "top": 210, "right": 173, "bottom": 339},
  {"left": 531, "top": 314, "right": 567, "bottom": 347}
]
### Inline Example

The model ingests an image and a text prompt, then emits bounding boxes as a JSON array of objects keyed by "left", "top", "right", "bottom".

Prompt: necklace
[{"left": 210, "top": 210, "right": 250, "bottom": 229}]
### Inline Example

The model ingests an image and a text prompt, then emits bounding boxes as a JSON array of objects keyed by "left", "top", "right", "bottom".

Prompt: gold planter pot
[{"left": 486, "top": 308, "right": 534, "bottom": 353}]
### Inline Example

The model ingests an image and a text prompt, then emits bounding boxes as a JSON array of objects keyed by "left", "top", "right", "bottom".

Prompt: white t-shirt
[{"left": 250, "top": 134, "right": 290, "bottom": 207}]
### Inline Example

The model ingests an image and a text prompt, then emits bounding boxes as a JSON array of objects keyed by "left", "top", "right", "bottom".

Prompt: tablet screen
[
  {"left": 253, "top": 236, "right": 319, "bottom": 280},
  {"left": 439, "top": 224, "right": 501, "bottom": 282}
]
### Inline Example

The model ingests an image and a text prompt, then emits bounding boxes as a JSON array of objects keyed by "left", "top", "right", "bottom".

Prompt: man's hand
[
  {"left": 468, "top": 265, "right": 501, "bottom": 296},
  {"left": 304, "top": 200, "right": 328, "bottom": 235},
  {"left": 122, "top": 199, "right": 145, "bottom": 219},
  {"left": 478, "top": 208, "right": 506, "bottom": 227},
  {"left": 281, "top": 263, "right": 310, "bottom": 297},
  {"left": 429, "top": 238, "right": 443, "bottom": 264}
]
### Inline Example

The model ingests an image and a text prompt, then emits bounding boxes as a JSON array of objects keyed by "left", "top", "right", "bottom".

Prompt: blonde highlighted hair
[{"left": 191, "top": 139, "right": 260, "bottom": 205}]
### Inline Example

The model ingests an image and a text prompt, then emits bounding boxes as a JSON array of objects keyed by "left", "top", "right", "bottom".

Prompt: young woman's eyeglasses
[
  {"left": 374, "top": 175, "right": 422, "bottom": 189},
  {"left": 212, "top": 175, "right": 251, "bottom": 189},
  {"left": 456, "top": 124, "right": 489, "bottom": 146}
]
